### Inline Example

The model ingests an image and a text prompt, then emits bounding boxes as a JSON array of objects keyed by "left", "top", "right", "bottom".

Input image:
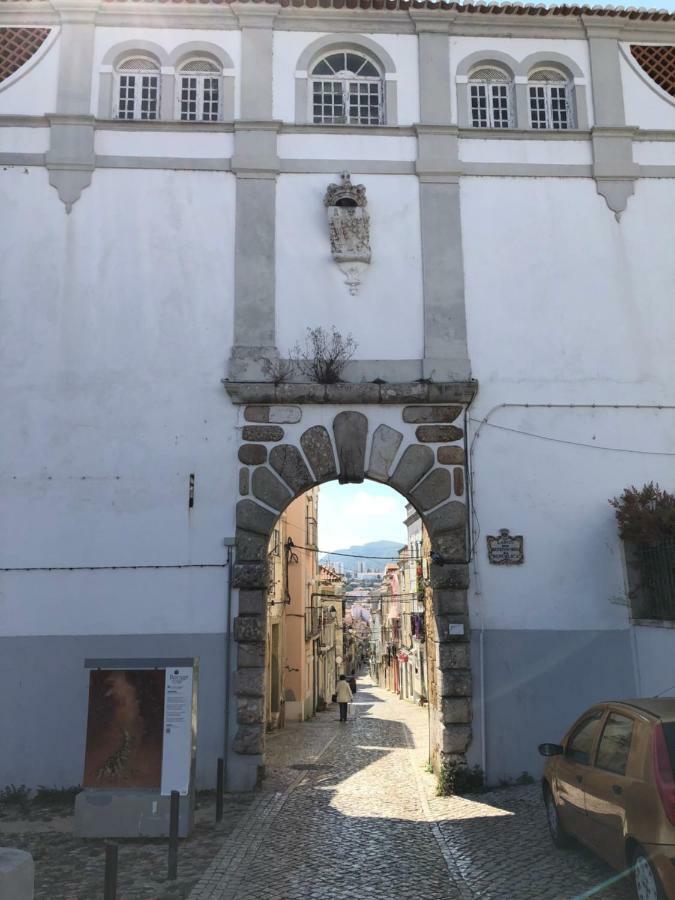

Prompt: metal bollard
[
  {"left": 104, "top": 841, "right": 118, "bottom": 900},
  {"left": 216, "top": 757, "right": 224, "bottom": 823},
  {"left": 168, "top": 790, "right": 180, "bottom": 881}
]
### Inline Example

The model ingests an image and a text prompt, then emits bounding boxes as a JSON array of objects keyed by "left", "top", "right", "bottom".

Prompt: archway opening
[{"left": 262, "top": 481, "right": 434, "bottom": 760}]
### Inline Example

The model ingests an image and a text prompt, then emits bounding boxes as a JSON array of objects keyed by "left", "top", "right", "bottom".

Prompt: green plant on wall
[
  {"left": 609, "top": 482, "right": 675, "bottom": 544},
  {"left": 437, "top": 761, "right": 485, "bottom": 796}
]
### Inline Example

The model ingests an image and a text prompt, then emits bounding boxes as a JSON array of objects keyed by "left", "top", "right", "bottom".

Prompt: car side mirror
[{"left": 538, "top": 743, "right": 564, "bottom": 757}]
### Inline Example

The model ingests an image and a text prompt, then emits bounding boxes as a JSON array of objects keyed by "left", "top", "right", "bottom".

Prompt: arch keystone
[{"left": 333, "top": 411, "right": 368, "bottom": 484}]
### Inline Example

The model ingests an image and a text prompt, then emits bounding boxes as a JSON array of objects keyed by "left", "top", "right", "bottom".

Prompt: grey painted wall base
[
  {"left": 0, "top": 634, "right": 226, "bottom": 789},
  {"left": 0, "top": 849, "right": 34, "bottom": 900},
  {"left": 467, "top": 628, "right": 637, "bottom": 784},
  {"left": 74, "top": 789, "right": 194, "bottom": 838}
]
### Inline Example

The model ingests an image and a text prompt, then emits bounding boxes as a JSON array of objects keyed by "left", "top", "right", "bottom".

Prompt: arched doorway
[{"left": 227, "top": 385, "right": 474, "bottom": 790}]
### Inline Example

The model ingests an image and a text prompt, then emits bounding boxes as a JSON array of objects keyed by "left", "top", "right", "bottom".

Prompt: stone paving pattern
[
  {"left": 2, "top": 677, "right": 635, "bottom": 899},
  {"left": 191, "top": 678, "right": 634, "bottom": 900}
]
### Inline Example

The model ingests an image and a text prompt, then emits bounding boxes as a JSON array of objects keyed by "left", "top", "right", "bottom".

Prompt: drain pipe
[{"left": 223, "top": 537, "right": 235, "bottom": 790}]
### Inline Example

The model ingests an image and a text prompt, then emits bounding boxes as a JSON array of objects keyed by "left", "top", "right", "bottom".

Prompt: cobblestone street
[{"left": 192, "top": 676, "right": 634, "bottom": 900}]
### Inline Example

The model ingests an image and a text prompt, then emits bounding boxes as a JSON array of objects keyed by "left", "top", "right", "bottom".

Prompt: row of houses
[{"left": 265, "top": 488, "right": 349, "bottom": 729}]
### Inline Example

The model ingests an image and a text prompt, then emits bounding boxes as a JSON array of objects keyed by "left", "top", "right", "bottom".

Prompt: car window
[
  {"left": 663, "top": 723, "right": 675, "bottom": 774},
  {"left": 566, "top": 713, "right": 603, "bottom": 765},
  {"left": 596, "top": 713, "right": 634, "bottom": 775}
]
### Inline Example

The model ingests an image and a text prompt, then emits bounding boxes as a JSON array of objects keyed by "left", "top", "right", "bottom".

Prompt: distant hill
[{"left": 320, "top": 540, "right": 404, "bottom": 573}]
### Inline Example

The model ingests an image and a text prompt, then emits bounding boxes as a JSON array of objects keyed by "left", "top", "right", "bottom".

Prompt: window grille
[
  {"left": 633, "top": 539, "right": 675, "bottom": 621},
  {"left": 468, "top": 66, "right": 513, "bottom": 128},
  {"left": 115, "top": 57, "right": 159, "bottom": 120},
  {"left": 311, "top": 51, "right": 383, "bottom": 126},
  {"left": 178, "top": 59, "right": 221, "bottom": 122},
  {"left": 528, "top": 69, "right": 573, "bottom": 130}
]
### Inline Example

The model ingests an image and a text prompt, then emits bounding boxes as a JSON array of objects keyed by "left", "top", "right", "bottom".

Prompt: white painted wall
[
  {"left": 458, "top": 139, "right": 592, "bottom": 165},
  {"left": 633, "top": 625, "right": 675, "bottom": 697},
  {"left": 272, "top": 31, "right": 419, "bottom": 125},
  {"left": 94, "top": 129, "right": 234, "bottom": 159},
  {"left": 0, "top": 29, "right": 60, "bottom": 115},
  {"left": 278, "top": 133, "right": 416, "bottom": 162},
  {"left": 0, "top": 167, "right": 238, "bottom": 637},
  {"left": 275, "top": 173, "right": 424, "bottom": 360},
  {"left": 620, "top": 46, "right": 675, "bottom": 131}
]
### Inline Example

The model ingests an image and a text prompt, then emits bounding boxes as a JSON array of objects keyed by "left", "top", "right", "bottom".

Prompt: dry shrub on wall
[
  {"left": 609, "top": 482, "right": 675, "bottom": 544},
  {"left": 291, "top": 326, "right": 357, "bottom": 384}
]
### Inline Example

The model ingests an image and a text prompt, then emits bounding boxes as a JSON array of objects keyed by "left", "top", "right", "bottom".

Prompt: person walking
[{"left": 335, "top": 674, "right": 353, "bottom": 722}]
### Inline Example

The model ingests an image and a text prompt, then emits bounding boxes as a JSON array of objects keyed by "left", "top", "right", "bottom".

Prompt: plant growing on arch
[{"left": 291, "top": 326, "right": 357, "bottom": 384}]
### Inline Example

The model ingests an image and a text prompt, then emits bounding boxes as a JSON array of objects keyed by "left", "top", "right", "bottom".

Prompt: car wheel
[
  {"left": 633, "top": 849, "right": 665, "bottom": 900},
  {"left": 544, "top": 786, "right": 571, "bottom": 849}
]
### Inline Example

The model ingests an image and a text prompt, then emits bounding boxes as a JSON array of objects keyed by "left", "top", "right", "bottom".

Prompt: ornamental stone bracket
[
  {"left": 324, "top": 172, "right": 371, "bottom": 295},
  {"left": 226, "top": 380, "right": 479, "bottom": 778},
  {"left": 46, "top": 116, "right": 95, "bottom": 212}
]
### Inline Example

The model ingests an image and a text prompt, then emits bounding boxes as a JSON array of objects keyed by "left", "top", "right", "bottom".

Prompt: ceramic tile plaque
[{"left": 486, "top": 529, "right": 524, "bottom": 565}]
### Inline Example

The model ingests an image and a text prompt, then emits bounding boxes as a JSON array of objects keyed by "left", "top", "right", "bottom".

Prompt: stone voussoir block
[
  {"left": 233, "top": 562, "right": 268, "bottom": 589},
  {"left": 237, "top": 641, "right": 266, "bottom": 669},
  {"left": 367, "top": 424, "right": 403, "bottom": 483},
  {"left": 430, "top": 564, "right": 470, "bottom": 591},
  {"left": 239, "top": 468, "right": 249, "bottom": 496},
  {"left": 300, "top": 425, "right": 337, "bottom": 482},
  {"left": 245, "top": 405, "right": 301, "bottom": 424},
  {"left": 403, "top": 405, "right": 462, "bottom": 424},
  {"left": 434, "top": 614, "right": 470, "bottom": 643},
  {"left": 269, "top": 444, "right": 313, "bottom": 495},
  {"left": 390, "top": 444, "right": 434, "bottom": 494},
  {"left": 437, "top": 446, "right": 465, "bottom": 465},
  {"left": 441, "top": 724, "right": 472, "bottom": 754},
  {"left": 242, "top": 425, "right": 284, "bottom": 442},
  {"left": 251, "top": 466, "right": 292, "bottom": 512},
  {"left": 233, "top": 724, "right": 265, "bottom": 755},
  {"left": 438, "top": 643, "right": 471, "bottom": 670},
  {"left": 233, "top": 615, "right": 266, "bottom": 643},
  {"left": 453, "top": 467, "right": 464, "bottom": 497},
  {"left": 411, "top": 467, "right": 452, "bottom": 512},
  {"left": 439, "top": 670, "right": 472, "bottom": 698},
  {"left": 234, "top": 667, "right": 266, "bottom": 697},
  {"left": 237, "top": 697, "right": 265, "bottom": 725},
  {"left": 416, "top": 425, "right": 464, "bottom": 443},
  {"left": 238, "top": 590, "right": 267, "bottom": 615},
  {"left": 236, "top": 499, "right": 277, "bottom": 536},
  {"left": 235, "top": 529, "right": 268, "bottom": 563},
  {"left": 442, "top": 697, "right": 472, "bottom": 725},
  {"left": 333, "top": 410, "right": 368, "bottom": 484},
  {"left": 238, "top": 444, "right": 268, "bottom": 465},
  {"left": 424, "top": 501, "right": 466, "bottom": 536},
  {"left": 435, "top": 587, "right": 469, "bottom": 614}
]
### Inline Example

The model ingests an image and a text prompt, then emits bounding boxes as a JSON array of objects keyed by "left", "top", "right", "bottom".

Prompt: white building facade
[{"left": 1, "top": 0, "right": 674, "bottom": 790}]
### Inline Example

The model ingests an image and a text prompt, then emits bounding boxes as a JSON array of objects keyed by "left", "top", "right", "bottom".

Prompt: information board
[{"left": 160, "top": 667, "right": 194, "bottom": 796}]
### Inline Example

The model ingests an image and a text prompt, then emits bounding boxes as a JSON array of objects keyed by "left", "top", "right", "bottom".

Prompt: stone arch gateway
[{"left": 226, "top": 380, "right": 477, "bottom": 789}]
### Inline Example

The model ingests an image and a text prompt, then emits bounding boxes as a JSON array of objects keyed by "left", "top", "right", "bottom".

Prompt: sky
[{"left": 318, "top": 481, "right": 408, "bottom": 553}]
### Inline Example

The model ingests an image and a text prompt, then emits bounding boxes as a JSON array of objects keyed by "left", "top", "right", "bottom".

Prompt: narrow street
[{"left": 191, "top": 678, "right": 633, "bottom": 900}]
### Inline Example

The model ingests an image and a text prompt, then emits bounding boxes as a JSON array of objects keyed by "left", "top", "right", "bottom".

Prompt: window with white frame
[
  {"left": 115, "top": 56, "right": 160, "bottom": 120},
  {"left": 177, "top": 58, "right": 221, "bottom": 122},
  {"left": 468, "top": 66, "right": 513, "bottom": 128},
  {"left": 528, "top": 68, "right": 574, "bottom": 130},
  {"left": 310, "top": 51, "right": 383, "bottom": 126}
]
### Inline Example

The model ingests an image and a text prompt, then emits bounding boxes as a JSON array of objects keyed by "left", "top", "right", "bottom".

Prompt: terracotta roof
[
  {"left": 2, "top": 0, "right": 675, "bottom": 21},
  {"left": 631, "top": 44, "right": 675, "bottom": 95},
  {"left": 0, "top": 27, "right": 50, "bottom": 83}
]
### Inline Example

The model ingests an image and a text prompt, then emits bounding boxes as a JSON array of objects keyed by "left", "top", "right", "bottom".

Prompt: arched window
[
  {"left": 115, "top": 56, "right": 160, "bottom": 120},
  {"left": 468, "top": 66, "right": 513, "bottom": 128},
  {"left": 528, "top": 68, "right": 574, "bottom": 130},
  {"left": 310, "top": 51, "right": 383, "bottom": 126},
  {"left": 177, "top": 58, "right": 221, "bottom": 122}
]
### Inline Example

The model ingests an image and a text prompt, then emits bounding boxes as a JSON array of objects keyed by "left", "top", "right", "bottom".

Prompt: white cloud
[{"left": 318, "top": 482, "right": 407, "bottom": 552}]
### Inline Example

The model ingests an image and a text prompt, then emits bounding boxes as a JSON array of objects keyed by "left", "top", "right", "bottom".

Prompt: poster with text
[
  {"left": 160, "top": 667, "right": 194, "bottom": 796},
  {"left": 83, "top": 669, "right": 165, "bottom": 789}
]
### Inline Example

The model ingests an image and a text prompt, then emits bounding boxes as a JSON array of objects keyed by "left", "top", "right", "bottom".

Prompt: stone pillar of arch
[{"left": 226, "top": 381, "right": 476, "bottom": 788}]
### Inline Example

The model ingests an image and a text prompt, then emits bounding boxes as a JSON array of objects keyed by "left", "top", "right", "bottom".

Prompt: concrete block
[{"left": 0, "top": 848, "right": 34, "bottom": 900}]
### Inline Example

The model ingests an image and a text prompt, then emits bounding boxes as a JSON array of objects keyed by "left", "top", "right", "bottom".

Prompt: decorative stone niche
[{"left": 323, "top": 172, "right": 371, "bottom": 295}]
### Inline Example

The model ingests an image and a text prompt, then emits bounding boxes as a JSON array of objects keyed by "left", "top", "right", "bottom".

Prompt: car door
[
  {"left": 582, "top": 710, "right": 636, "bottom": 870},
  {"left": 555, "top": 710, "right": 604, "bottom": 835}
]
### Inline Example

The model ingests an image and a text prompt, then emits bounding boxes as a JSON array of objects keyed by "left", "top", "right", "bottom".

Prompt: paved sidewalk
[{"left": 190, "top": 677, "right": 633, "bottom": 900}]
